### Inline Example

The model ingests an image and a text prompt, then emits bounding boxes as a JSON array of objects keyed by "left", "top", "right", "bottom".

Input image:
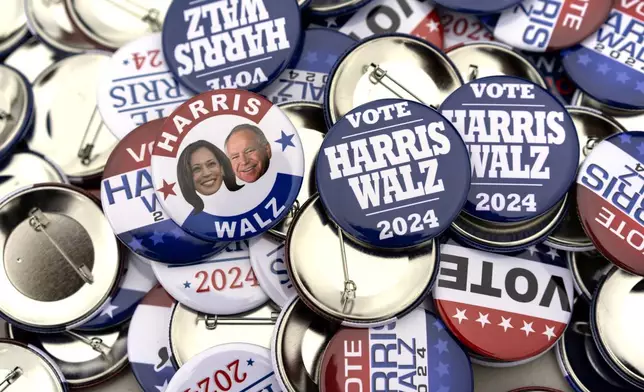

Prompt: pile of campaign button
[
  {"left": 576, "top": 131, "right": 644, "bottom": 276},
  {"left": 433, "top": 240, "right": 574, "bottom": 363},
  {"left": 162, "top": 0, "right": 301, "bottom": 93}
]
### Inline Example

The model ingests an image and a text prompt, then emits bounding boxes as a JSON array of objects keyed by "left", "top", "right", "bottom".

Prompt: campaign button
[
  {"left": 481, "top": 0, "right": 612, "bottom": 52},
  {"left": 101, "top": 118, "right": 229, "bottom": 264},
  {"left": 128, "top": 285, "right": 177, "bottom": 392},
  {"left": 331, "top": 0, "right": 444, "bottom": 48},
  {"left": 166, "top": 343, "right": 279, "bottom": 392},
  {"left": 0, "top": 340, "right": 67, "bottom": 392},
  {"left": 576, "top": 131, "right": 644, "bottom": 276},
  {"left": 433, "top": 0, "right": 522, "bottom": 14},
  {"left": 97, "top": 33, "right": 194, "bottom": 140},
  {"left": 319, "top": 307, "right": 473, "bottom": 392},
  {"left": 150, "top": 89, "right": 305, "bottom": 242},
  {"left": 78, "top": 249, "right": 157, "bottom": 330},
  {"left": 249, "top": 234, "right": 296, "bottom": 307},
  {"left": 440, "top": 75, "right": 580, "bottom": 223},
  {"left": 562, "top": 1, "right": 644, "bottom": 109},
  {"left": 433, "top": 240, "right": 574, "bottom": 362},
  {"left": 151, "top": 241, "right": 268, "bottom": 315},
  {"left": 261, "top": 28, "right": 356, "bottom": 105},
  {"left": 162, "top": 0, "right": 301, "bottom": 94},
  {"left": 524, "top": 52, "right": 576, "bottom": 103},
  {"left": 439, "top": 8, "right": 495, "bottom": 50},
  {"left": 316, "top": 99, "right": 470, "bottom": 249}
]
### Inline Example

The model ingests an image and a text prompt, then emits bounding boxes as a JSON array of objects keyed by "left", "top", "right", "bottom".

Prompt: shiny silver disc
[
  {"left": 0, "top": 339, "right": 65, "bottom": 392},
  {"left": 572, "top": 90, "right": 644, "bottom": 133}
]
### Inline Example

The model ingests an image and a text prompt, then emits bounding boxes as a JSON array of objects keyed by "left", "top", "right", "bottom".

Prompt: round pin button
[
  {"left": 102, "top": 118, "right": 229, "bottom": 264},
  {"left": 319, "top": 307, "right": 473, "bottom": 392},
  {"left": 287, "top": 195, "right": 438, "bottom": 326},
  {"left": 27, "top": 54, "right": 119, "bottom": 183},
  {"left": 150, "top": 89, "right": 305, "bottom": 243},
  {"left": 0, "top": 64, "right": 34, "bottom": 160},
  {"left": 128, "top": 285, "right": 176, "bottom": 392},
  {"left": 0, "top": 1, "right": 28, "bottom": 58},
  {"left": 261, "top": 28, "right": 356, "bottom": 105},
  {"left": 576, "top": 131, "right": 644, "bottom": 276},
  {"left": 562, "top": 2, "right": 644, "bottom": 109},
  {"left": 162, "top": 0, "right": 301, "bottom": 94},
  {"left": 166, "top": 343, "right": 279, "bottom": 392},
  {"left": 481, "top": 0, "right": 611, "bottom": 53},
  {"left": 9, "top": 321, "right": 129, "bottom": 389},
  {"left": 151, "top": 241, "right": 268, "bottom": 315},
  {"left": 592, "top": 267, "right": 644, "bottom": 389},
  {"left": 0, "top": 152, "right": 67, "bottom": 197},
  {"left": 64, "top": 0, "right": 171, "bottom": 51},
  {"left": 0, "top": 184, "right": 122, "bottom": 333},
  {"left": 249, "top": 234, "right": 296, "bottom": 307},
  {"left": 440, "top": 75, "right": 579, "bottom": 223},
  {"left": 433, "top": 240, "right": 574, "bottom": 362},
  {"left": 433, "top": 0, "right": 522, "bottom": 14},
  {"left": 316, "top": 98, "right": 470, "bottom": 249},
  {"left": 77, "top": 249, "right": 157, "bottom": 330},
  {"left": 325, "top": 34, "right": 462, "bottom": 126},
  {"left": 439, "top": 9, "right": 494, "bottom": 50},
  {"left": 3, "top": 37, "right": 61, "bottom": 83},
  {"left": 328, "top": 0, "right": 444, "bottom": 48},
  {"left": 0, "top": 339, "right": 67, "bottom": 392},
  {"left": 97, "top": 33, "right": 194, "bottom": 140}
]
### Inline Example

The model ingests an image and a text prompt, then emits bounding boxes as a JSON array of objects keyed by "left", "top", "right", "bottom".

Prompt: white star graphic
[
  {"left": 156, "top": 379, "right": 169, "bottom": 391},
  {"left": 476, "top": 312, "right": 491, "bottom": 328},
  {"left": 546, "top": 247, "right": 559, "bottom": 260},
  {"left": 325, "top": 17, "right": 337, "bottom": 27},
  {"left": 521, "top": 321, "right": 535, "bottom": 336},
  {"left": 527, "top": 245, "right": 538, "bottom": 256},
  {"left": 426, "top": 20, "right": 440, "bottom": 32},
  {"left": 452, "top": 308, "right": 468, "bottom": 324},
  {"left": 543, "top": 325, "right": 557, "bottom": 341},
  {"left": 100, "top": 300, "right": 119, "bottom": 319},
  {"left": 498, "top": 316, "right": 513, "bottom": 332}
]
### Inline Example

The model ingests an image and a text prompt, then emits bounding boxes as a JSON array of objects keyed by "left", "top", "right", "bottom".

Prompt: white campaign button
[{"left": 249, "top": 234, "right": 296, "bottom": 308}]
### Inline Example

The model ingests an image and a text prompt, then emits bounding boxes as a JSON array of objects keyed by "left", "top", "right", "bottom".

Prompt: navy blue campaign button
[
  {"left": 440, "top": 75, "right": 579, "bottom": 223},
  {"left": 150, "top": 89, "right": 305, "bottom": 242},
  {"left": 162, "top": 0, "right": 301, "bottom": 94},
  {"left": 433, "top": 0, "right": 522, "bottom": 14},
  {"left": 316, "top": 99, "right": 470, "bottom": 249},
  {"left": 102, "top": 118, "right": 229, "bottom": 264},
  {"left": 97, "top": 33, "right": 194, "bottom": 140},
  {"left": 562, "top": 1, "right": 644, "bottom": 109},
  {"left": 261, "top": 28, "right": 356, "bottom": 105}
]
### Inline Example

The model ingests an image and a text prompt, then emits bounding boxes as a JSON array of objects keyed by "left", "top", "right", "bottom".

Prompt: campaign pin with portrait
[{"left": 150, "top": 89, "right": 305, "bottom": 243}]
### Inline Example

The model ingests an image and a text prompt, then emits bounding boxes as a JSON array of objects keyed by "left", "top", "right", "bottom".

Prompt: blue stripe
[{"left": 239, "top": 372, "right": 274, "bottom": 392}]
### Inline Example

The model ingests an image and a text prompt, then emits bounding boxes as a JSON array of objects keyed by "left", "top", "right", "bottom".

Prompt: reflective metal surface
[
  {"left": 286, "top": 195, "right": 438, "bottom": 326},
  {"left": 65, "top": 0, "right": 172, "bottom": 50},
  {"left": 170, "top": 302, "right": 277, "bottom": 367},
  {"left": 545, "top": 188, "right": 592, "bottom": 252},
  {"left": 309, "top": 0, "right": 368, "bottom": 15},
  {"left": 0, "top": 0, "right": 28, "bottom": 56},
  {"left": 447, "top": 42, "right": 546, "bottom": 87},
  {"left": 452, "top": 196, "right": 568, "bottom": 251},
  {"left": 0, "top": 65, "right": 31, "bottom": 156},
  {"left": 0, "top": 152, "right": 67, "bottom": 198},
  {"left": 4, "top": 37, "right": 64, "bottom": 82},
  {"left": 568, "top": 251, "right": 612, "bottom": 302},
  {"left": 0, "top": 340, "right": 66, "bottom": 392},
  {"left": 572, "top": 90, "right": 644, "bottom": 132},
  {"left": 273, "top": 297, "right": 338, "bottom": 392},
  {"left": 270, "top": 102, "right": 327, "bottom": 239},
  {"left": 27, "top": 54, "right": 118, "bottom": 181},
  {"left": 0, "top": 185, "right": 120, "bottom": 331},
  {"left": 25, "top": 0, "right": 100, "bottom": 53},
  {"left": 10, "top": 321, "right": 128, "bottom": 388},
  {"left": 592, "top": 268, "right": 644, "bottom": 388},
  {"left": 326, "top": 34, "right": 462, "bottom": 124}
]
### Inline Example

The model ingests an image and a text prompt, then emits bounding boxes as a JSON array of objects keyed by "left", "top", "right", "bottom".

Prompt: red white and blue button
[
  {"left": 316, "top": 99, "right": 470, "bottom": 249},
  {"left": 576, "top": 131, "right": 644, "bottom": 276},
  {"left": 101, "top": 118, "right": 229, "bottom": 264},
  {"left": 562, "top": 1, "right": 644, "bottom": 109},
  {"left": 162, "top": 0, "right": 302, "bottom": 94},
  {"left": 440, "top": 76, "right": 579, "bottom": 223}
]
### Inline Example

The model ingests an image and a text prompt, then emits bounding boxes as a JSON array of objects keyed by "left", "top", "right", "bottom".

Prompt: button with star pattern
[
  {"left": 101, "top": 118, "right": 230, "bottom": 265},
  {"left": 433, "top": 239, "right": 574, "bottom": 362},
  {"left": 576, "top": 131, "right": 644, "bottom": 276},
  {"left": 319, "top": 307, "right": 473, "bottom": 392},
  {"left": 150, "top": 89, "right": 305, "bottom": 243},
  {"left": 562, "top": 1, "right": 644, "bottom": 109}
]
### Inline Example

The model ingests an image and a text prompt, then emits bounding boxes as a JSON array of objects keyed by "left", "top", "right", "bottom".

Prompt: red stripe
[
  {"left": 103, "top": 118, "right": 164, "bottom": 175},
  {"left": 139, "top": 285, "right": 176, "bottom": 307},
  {"left": 321, "top": 328, "right": 370, "bottom": 392},
  {"left": 410, "top": 10, "right": 444, "bottom": 49},
  {"left": 613, "top": 0, "right": 644, "bottom": 20},
  {"left": 549, "top": 0, "right": 613, "bottom": 50}
]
